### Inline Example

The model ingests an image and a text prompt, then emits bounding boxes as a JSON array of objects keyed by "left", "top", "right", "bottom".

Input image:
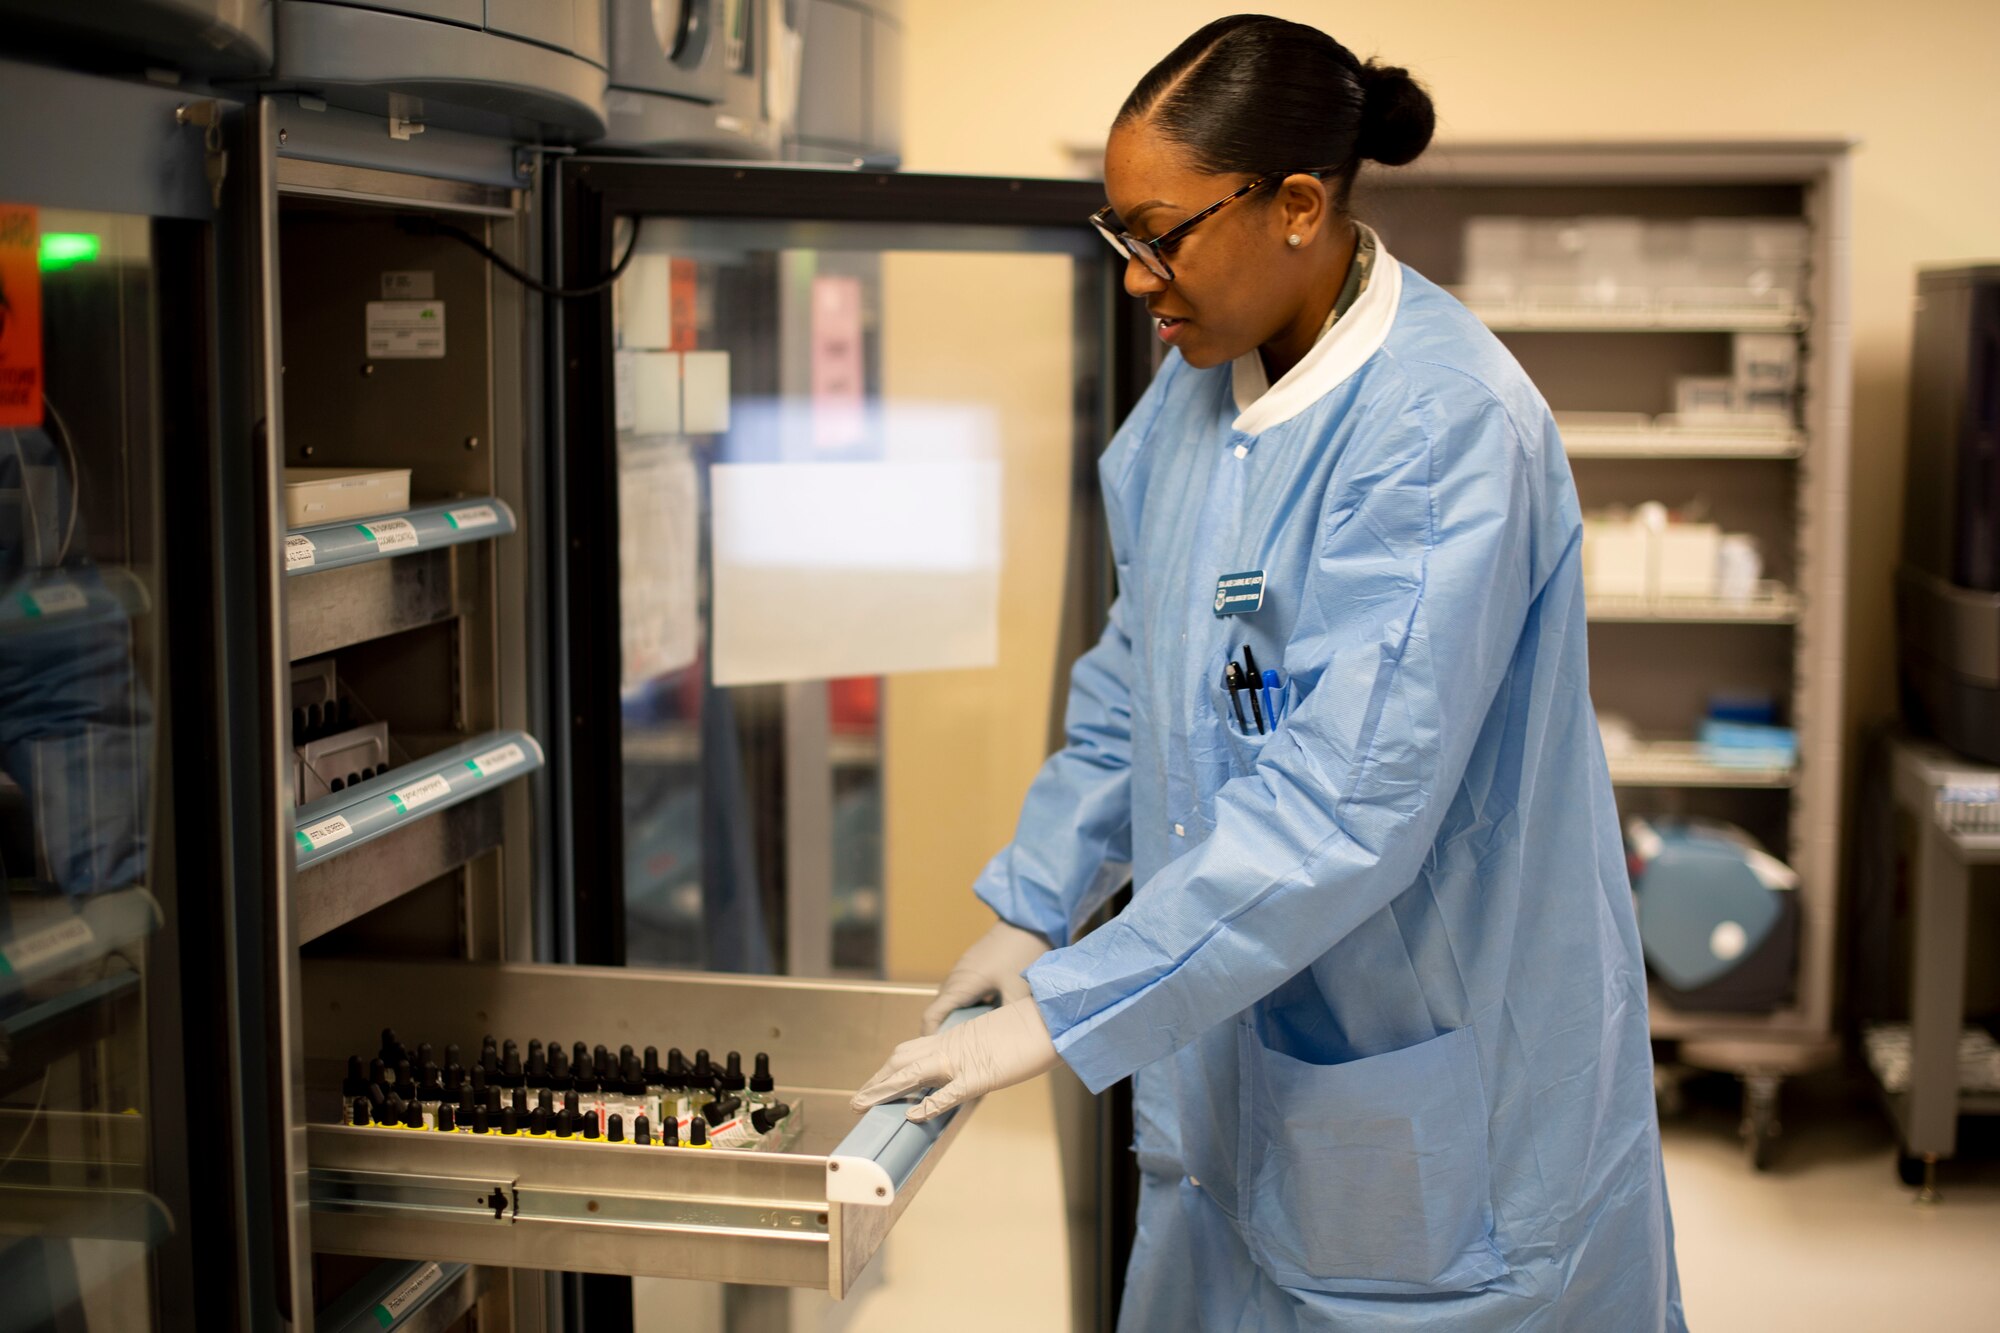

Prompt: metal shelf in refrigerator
[
  {"left": 1607, "top": 741, "right": 1797, "bottom": 789},
  {"left": 1587, "top": 585, "right": 1801, "bottom": 624},
  {"left": 300, "top": 961, "right": 985, "bottom": 1296},
  {"left": 292, "top": 730, "right": 543, "bottom": 871},
  {"left": 285, "top": 499, "right": 516, "bottom": 577}
]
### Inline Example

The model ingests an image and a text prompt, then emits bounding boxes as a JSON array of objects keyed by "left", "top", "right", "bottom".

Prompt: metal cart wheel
[{"left": 1739, "top": 1072, "right": 1783, "bottom": 1172}]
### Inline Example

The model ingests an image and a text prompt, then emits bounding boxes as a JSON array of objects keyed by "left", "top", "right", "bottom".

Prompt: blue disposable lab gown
[{"left": 975, "top": 255, "right": 1685, "bottom": 1330}]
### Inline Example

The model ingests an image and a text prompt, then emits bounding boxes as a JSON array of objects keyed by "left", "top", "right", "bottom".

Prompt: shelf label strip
[
  {"left": 464, "top": 742, "right": 527, "bottom": 779},
  {"left": 286, "top": 533, "right": 317, "bottom": 569},
  {"left": 295, "top": 813, "right": 354, "bottom": 853},
  {"left": 357, "top": 517, "right": 419, "bottom": 552},
  {"left": 386, "top": 774, "right": 452, "bottom": 815},
  {"left": 445, "top": 505, "right": 498, "bottom": 530}
]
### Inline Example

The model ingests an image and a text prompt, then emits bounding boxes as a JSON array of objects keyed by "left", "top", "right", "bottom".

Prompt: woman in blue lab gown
[{"left": 854, "top": 16, "right": 1684, "bottom": 1330}]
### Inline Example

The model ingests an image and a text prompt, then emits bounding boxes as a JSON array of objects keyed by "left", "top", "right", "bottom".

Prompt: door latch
[{"left": 175, "top": 100, "right": 229, "bottom": 209}]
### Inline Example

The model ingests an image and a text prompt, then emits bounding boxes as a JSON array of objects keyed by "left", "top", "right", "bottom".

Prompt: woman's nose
[{"left": 1124, "top": 255, "right": 1168, "bottom": 298}]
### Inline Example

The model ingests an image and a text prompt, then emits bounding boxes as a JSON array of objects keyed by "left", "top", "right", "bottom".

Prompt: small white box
[
  {"left": 628, "top": 350, "right": 684, "bottom": 436},
  {"left": 1656, "top": 523, "right": 1722, "bottom": 598},
  {"left": 1738, "top": 387, "right": 1793, "bottom": 422},
  {"left": 284, "top": 467, "right": 412, "bottom": 527},
  {"left": 616, "top": 250, "right": 674, "bottom": 350},
  {"left": 681, "top": 350, "right": 732, "bottom": 435},
  {"left": 1584, "top": 518, "right": 1651, "bottom": 597},
  {"left": 1733, "top": 333, "right": 1799, "bottom": 392},
  {"left": 1675, "top": 376, "right": 1737, "bottom": 419}
]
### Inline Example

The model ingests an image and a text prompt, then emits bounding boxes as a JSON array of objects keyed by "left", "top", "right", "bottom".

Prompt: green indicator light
[{"left": 39, "top": 233, "right": 101, "bottom": 271}]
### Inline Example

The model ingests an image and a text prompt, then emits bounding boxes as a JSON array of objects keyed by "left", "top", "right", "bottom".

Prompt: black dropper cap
[
  {"left": 693, "top": 1049, "right": 712, "bottom": 1085},
  {"left": 527, "top": 1038, "right": 544, "bottom": 1064},
  {"left": 750, "top": 1054, "right": 774, "bottom": 1096},
  {"left": 402, "top": 1101, "right": 424, "bottom": 1130},
  {"left": 395, "top": 1058, "right": 414, "bottom": 1090},
  {"left": 501, "top": 1107, "right": 519, "bottom": 1135},
  {"left": 369, "top": 1057, "right": 388, "bottom": 1089},
  {"left": 470, "top": 1065, "right": 488, "bottom": 1100},
  {"left": 608, "top": 1113, "right": 625, "bottom": 1143},
  {"left": 417, "top": 1042, "right": 435, "bottom": 1071},
  {"left": 513, "top": 1088, "right": 529, "bottom": 1115},
  {"left": 526, "top": 1048, "right": 547, "bottom": 1088},
  {"left": 581, "top": 1111, "right": 599, "bottom": 1140},
  {"left": 538, "top": 1088, "right": 554, "bottom": 1114},
  {"left": 750, "top": 1103, "right": 791, "bottom": 1135},
  {"left": 380, "top": 1028, "right": 406, "bottom": 1068},
  {"left": 353, "top": 1099, "right": 373, "bottom": 1127},
  {"left": 502, "top": 1038, "right": 519, "bottom": 1066},
  {"left": 688, "top": 1116, "right": 709, "bottom": 1147},
  {"left": 665, "top": 1048, "right": 690, "bottom": 1086},
  {"left": 570, "top": 1041, "right": 589, "bottom": 1077},
  {"left": 554, "top": 1109, "right": 573, "bottom": 1138},
  {"left": 721, "top": 1052, "right": 746, "bottom": 1094},
  {"left": 593, "top": 1045, "right": 611, "bottom": 1082},
  {"left": 446, "top": 1042, "right": 462, "bottom": 1073},
  {"left": 486, "top": 1087, "right": 502, "bottom": 1114},
  {"left": 420, "top": 1063, "right": 445, "bottom": 1102},
  {"left": 459, "top": 1084, "right": 477, "bottom": 1119},
  {"left": 634, "top": 1114, "right": 652, "bottom": 1147},
  {"left": 702, "top": 1094, "right": 741, "bottom": 1125},
  {"left": 623, "top": 1053, "right": 646, "bottom": 1096},
  {"left": 445, "top": 1062, "right": 466, "bottom": 1093},
  {"left": 643, "top": 1046, "right": 662, "bottom": 1083},
  {"left": 367, "top": 1082, "right": 388, "bottom": 1110},
  {"left": 530, "top": 1107, "right": 548, "bottom": 1136},
  {"left": 343, "top": 1056, "right": 369, "bottom": 1099},
  {"left": 437, "top": 1103, "right": 458, "bottom": 1133},
  {"left": 501, "top": 1049, "right": 524, "bottom": 1091},
  {"left": 563, "top": 1090, "right": 580, "bottom": 1118},
  {"left": 383, "top": 1092, "right": 405, "bottom": 1120},
  {"left": 473, "top": 1106, "right": 490, "bottom": 1135}
]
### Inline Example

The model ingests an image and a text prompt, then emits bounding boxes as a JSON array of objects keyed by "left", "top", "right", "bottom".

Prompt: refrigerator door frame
[
  {"left": 548, "top": 160, "right": 1149, "bottom": 1329},
  {"left": 549, "top": 159, "right": 1144, "bottom": 966}
]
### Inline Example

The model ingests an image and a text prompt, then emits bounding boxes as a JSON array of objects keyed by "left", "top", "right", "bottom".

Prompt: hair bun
[{"left": 1355, "top": 61, "right": 1435, "bottom": 167}]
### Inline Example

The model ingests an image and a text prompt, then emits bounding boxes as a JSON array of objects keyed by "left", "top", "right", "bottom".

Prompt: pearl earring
[{"left": 1287, "top": 234, "right": 1302, "bottom": 247}]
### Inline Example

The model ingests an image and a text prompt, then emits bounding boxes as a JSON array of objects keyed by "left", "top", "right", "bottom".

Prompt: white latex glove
[
  {"left": 920, "top": 920, "right": 1051, "bottom": 1035},
  {"left": 850, "top": 1000, "right": 1061, "bottom": 1123}
]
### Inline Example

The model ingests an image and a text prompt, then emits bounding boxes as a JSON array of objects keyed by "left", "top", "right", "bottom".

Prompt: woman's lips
[{"left": 1156, "top": 316, "right": 1188, "bottom": 343}]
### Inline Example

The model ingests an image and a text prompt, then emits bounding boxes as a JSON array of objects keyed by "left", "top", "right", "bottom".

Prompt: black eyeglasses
[{"left": 1089, "top": 166, "right": 1340, "bottom": 281}]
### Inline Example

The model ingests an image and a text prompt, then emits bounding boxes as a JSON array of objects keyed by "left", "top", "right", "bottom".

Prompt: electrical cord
[{"left": 398, "top": 214, "right": 644, "bottom": 299}]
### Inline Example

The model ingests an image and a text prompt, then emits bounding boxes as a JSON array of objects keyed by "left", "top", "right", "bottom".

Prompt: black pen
[
  {"left": 1241, "top": 646, "right": 1266, "bottom": 734},
  {"left": 1224, "top": 662, "right": 1250, "bottom": 731}
]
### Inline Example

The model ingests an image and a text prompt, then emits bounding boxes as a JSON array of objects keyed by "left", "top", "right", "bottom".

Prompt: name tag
[{"left": 1213, "top": 569, "right": 1266, "bottom": 617}]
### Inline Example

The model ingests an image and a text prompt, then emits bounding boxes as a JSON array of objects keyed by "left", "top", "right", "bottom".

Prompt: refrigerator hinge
[{"left": 174, "top": 99, "right": 227, "bottom": 208}]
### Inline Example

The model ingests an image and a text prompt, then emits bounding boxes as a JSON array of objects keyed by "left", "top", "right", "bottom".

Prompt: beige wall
[{"left": 901, "top": 0, "right": 2000, "bottom": 876}]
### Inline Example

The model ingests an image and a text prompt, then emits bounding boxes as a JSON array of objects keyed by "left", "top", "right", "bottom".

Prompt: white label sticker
[
  {"left": 466, "top": 742, "right": 527, "bottom": 778},
  {"left": 446, "top": 505, "right": 498, "bottom": 531},
  {"left": 388, "top": 773, "right": 452, "bottom": 815},
  {"left": 295, "top": 814, "right": 353, "bottom": 852},
  {"left": 0, "top": 914, "right": 97, "bottom": 977},
  {"left": 23, "top": 581, "right": 87, "bottom": 617},
  {"left": 377, "top": 1262, "right": 446, "bottom": 1321},
  {"left": 359, "top": 518, "right": 419, "bottom": 552},
  {"left": 365, "top": 300, "right": 446, "bottom": 359},
  {"left": 285, "top": 534, "right": 317, "bottom": 569}
]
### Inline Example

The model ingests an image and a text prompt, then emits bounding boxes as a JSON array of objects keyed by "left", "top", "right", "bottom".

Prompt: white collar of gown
[{"left": 1229, "top": 246, "right": 1403, "bottom": 435}]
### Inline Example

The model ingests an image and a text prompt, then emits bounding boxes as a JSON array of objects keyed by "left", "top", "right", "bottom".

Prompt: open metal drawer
[{"left": 299, "top": 960, "right": 977, "bottom": 1296}]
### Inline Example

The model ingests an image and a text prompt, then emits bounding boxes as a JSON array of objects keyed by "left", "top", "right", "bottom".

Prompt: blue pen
[{"left": 1261, "top": 669, "right": 1281, "bottom": 724}]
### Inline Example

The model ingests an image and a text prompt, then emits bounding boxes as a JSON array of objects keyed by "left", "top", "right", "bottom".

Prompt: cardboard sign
[{"left": 0, "top": 205, "right": 42, "bottom": 427}]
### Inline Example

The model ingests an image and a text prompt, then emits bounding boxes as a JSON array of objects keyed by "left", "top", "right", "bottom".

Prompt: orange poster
[{"left": 0, "top": 204, "right": 42, "bottom": 427}]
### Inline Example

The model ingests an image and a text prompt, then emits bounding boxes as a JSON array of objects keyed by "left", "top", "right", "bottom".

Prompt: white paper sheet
[
  {"left": 619, "top": 441, "right": 702, "bottom": 691},
  {"left": 710, "top": 458, "right": 1001, "bottom": 686}
]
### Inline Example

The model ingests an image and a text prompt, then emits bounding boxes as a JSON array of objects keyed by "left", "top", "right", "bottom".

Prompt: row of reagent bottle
[{"left": 347, "top": 1095, "right": 792, "bottom": 1149}]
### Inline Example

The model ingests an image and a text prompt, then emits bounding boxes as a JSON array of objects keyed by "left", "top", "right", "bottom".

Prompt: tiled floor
[{"left": 833, "top": 1072, "right": 2000, "bottom": 1332}]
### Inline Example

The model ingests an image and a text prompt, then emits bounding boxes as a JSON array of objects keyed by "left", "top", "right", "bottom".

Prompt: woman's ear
[{"left": 1274, "top": 173, "right": 1331, "bottom": 249}]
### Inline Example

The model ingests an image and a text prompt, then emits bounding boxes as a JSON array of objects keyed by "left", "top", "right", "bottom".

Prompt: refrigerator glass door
[{"left": 592, "top": 196, "right": 1118, "bottom": 986}]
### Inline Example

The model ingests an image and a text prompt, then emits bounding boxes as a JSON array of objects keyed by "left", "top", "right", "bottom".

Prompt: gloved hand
[
  {"left": 921, "top": 920, "right": 1051, "bottom": 1035},
  {"left": 850, "top": 999, "right": 1061, "bottom": 1123}
]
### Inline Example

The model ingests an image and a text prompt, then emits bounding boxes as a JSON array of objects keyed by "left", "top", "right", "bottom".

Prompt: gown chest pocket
[
  {"left": 1199, "top": 670, "right": 1297, "bottom": 778},
  {"left": 1237, "top": 1023, "right": 1506, "bottom": 1296}
]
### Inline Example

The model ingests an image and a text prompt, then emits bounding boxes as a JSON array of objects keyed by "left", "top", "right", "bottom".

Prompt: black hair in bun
[
  {"left": 1117, "top": 15, "right": 1436, "bottom": 208},
  {"left": 1356, "top": 62, "right": 1436, "bottom": 167}
]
